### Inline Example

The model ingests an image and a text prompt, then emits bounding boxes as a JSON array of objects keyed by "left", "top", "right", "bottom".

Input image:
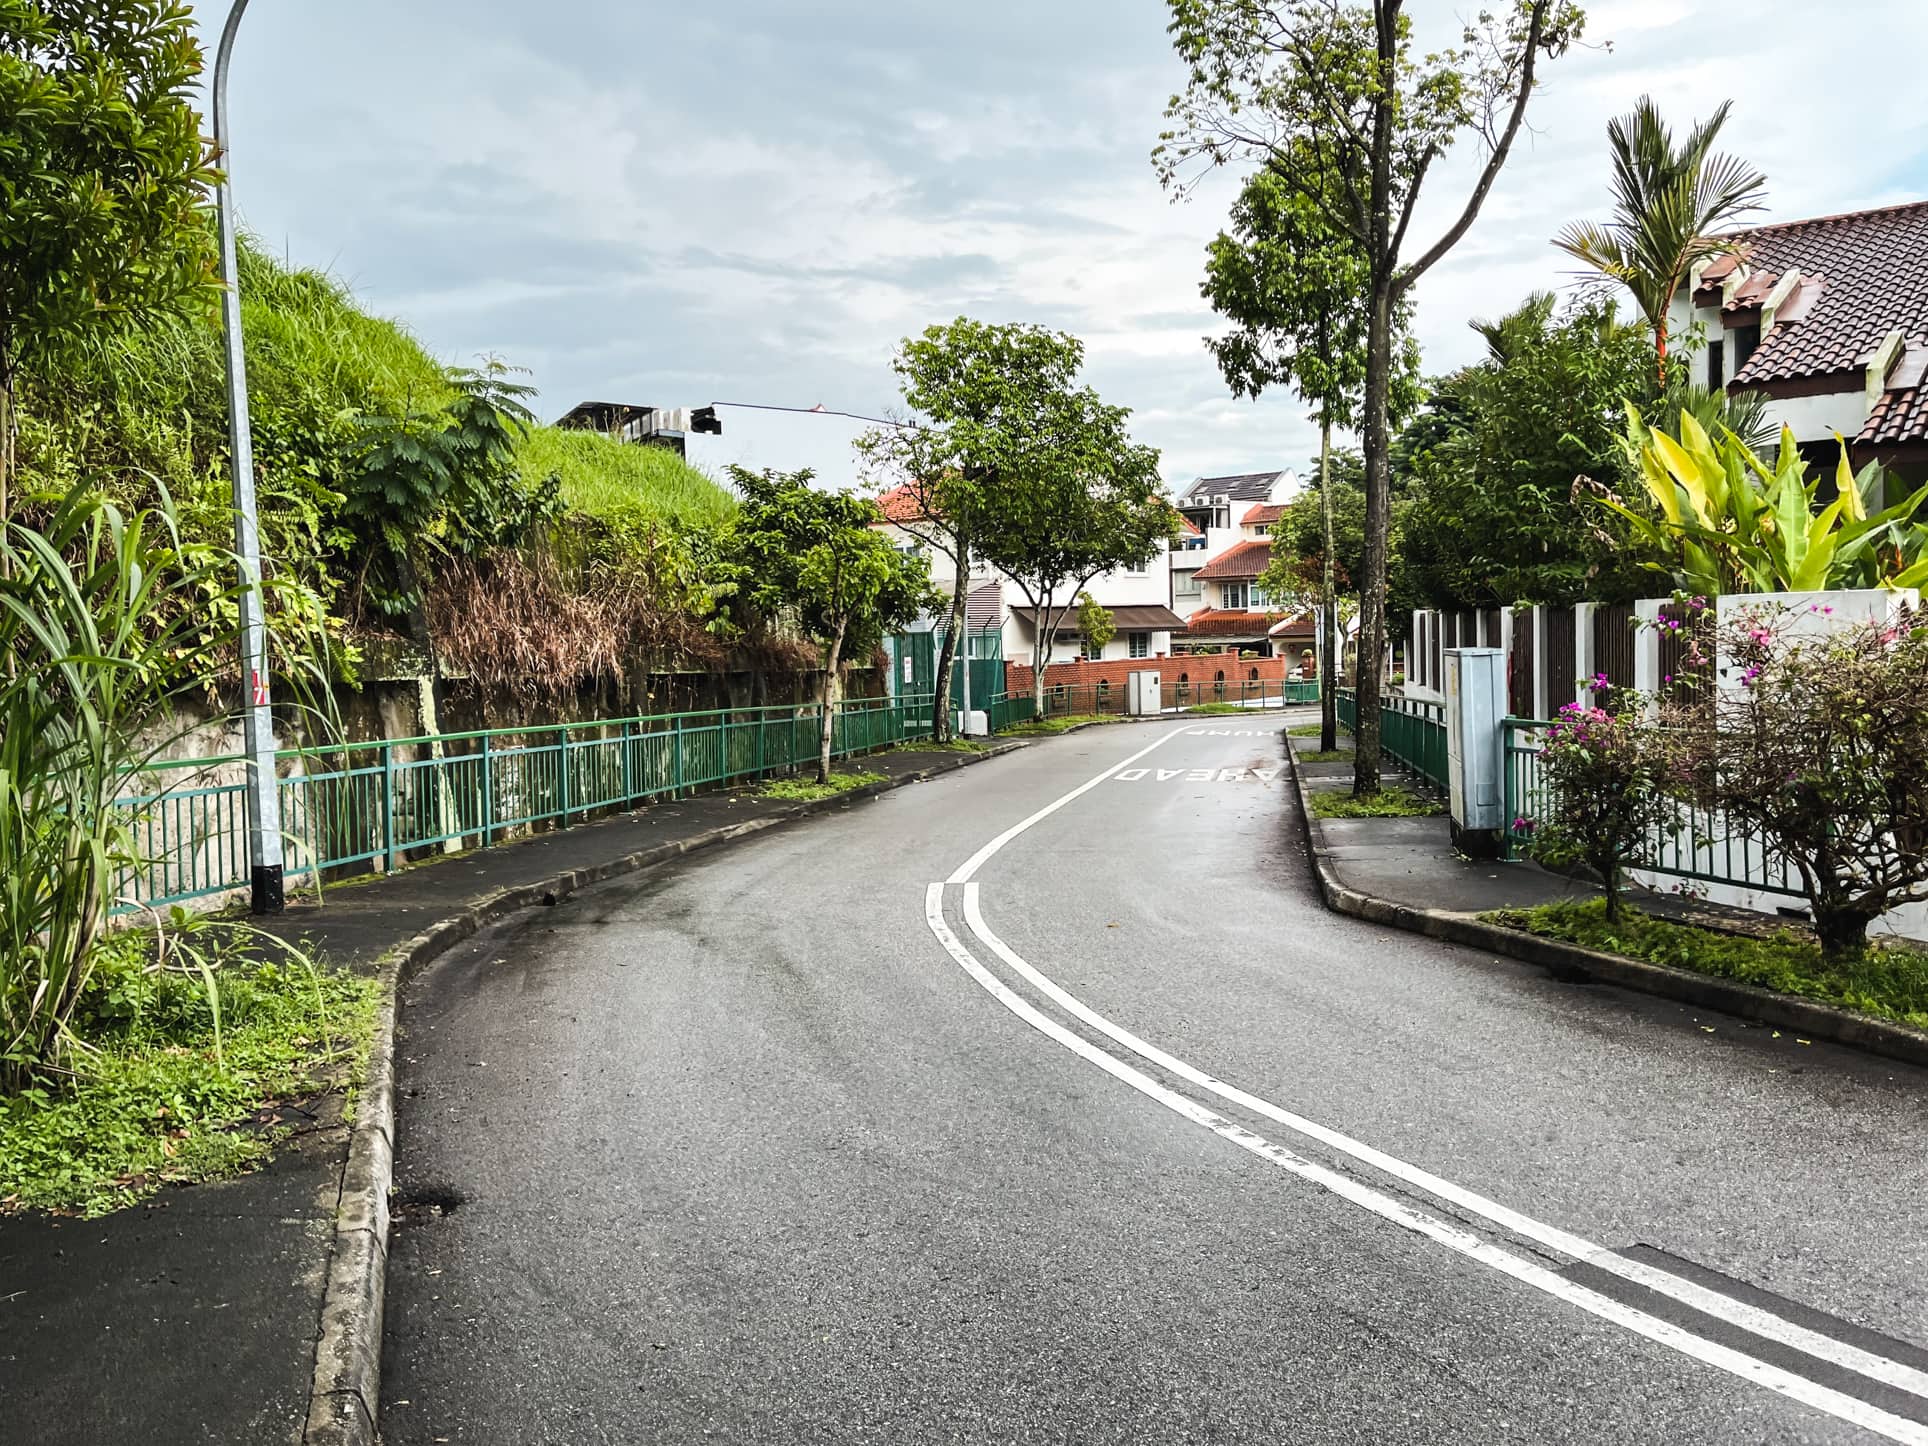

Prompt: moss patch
[
  {"left": 757, "top": 769, "right": 885, "bottom": 802},
  {"left": 1309, "top": 786, "right": 1444, "bottom": 819},
  {"left": 1484, "top": 898, "right": 1928, "bottom": 1033},
  {"left": 1000, "top": 713, "right": 1122, "bottom": 737}
]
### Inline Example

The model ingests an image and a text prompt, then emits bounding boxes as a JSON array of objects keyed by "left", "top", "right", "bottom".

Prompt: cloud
[{"left": 195, "top": 0, "right": 1928, "bottom": 492}]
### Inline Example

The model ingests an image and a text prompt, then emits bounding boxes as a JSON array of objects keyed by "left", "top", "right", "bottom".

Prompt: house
[
  {"left": 1669, "top": 200, "right": 1928, "bottom": 484},
  {"left": 871, "top": 483, "right": 1185, "bottom": 668},
  {"left": 1170, "top": 472, "right": 1298, "bottom": 620},
  {"left": 1177, "top": 539, "right": 1312, "bottom": 659}
]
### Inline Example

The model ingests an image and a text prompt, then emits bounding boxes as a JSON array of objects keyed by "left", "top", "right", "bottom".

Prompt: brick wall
[{"left": 1003, "top": 649, "right": 1313, "bottom": 695}]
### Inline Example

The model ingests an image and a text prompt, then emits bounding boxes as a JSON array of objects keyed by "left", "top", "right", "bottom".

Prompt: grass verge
[
  {"left": 1297, "top": 749, "right": 1350, "bottom": 763},
  {"left": 1000, "top": 713, "right": 1122, "bottom": 737},
  {"left": 758, "top": 769, "right": 886, "bottom": 802},
  {"left": 893, "top": 738, "right": 989, "bottom": 754},
  {"left": 1309, "top": 786, "right": 1444, "bottom": 818},
  {"left": 1, "top": 933, "right": 381, "bottom": 1218},
  {"left": 1187, "top": 702, "right": 1250, "bottom": 715},
  {"left": 1483, "top": 898, "right": 1928, "bottom": 1033},
  {"left": 1287, "top": 724, "right": 1327, "bottom": 737}
]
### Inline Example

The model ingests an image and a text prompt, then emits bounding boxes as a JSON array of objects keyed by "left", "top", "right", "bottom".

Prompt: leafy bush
[
  {"left": 1691, "top": 605, "right": 1928, "bottom": 957},
  {"left": 1523, "top": 692, "right": 1684, "bottom": 920}
]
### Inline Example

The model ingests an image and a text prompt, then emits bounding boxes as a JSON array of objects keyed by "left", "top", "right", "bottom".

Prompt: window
[
  {"left": 1734, "top": 323, "right": 1761, "bottom": 372},
  {"left": 1707, "top": 337, "right": 1725, "bottom": 390},
  {"left": 1252, "top": 523, "right": 1270, "bottom": 536},
  {"left": 1222, "top": 580, "right": 1248, "bottom": 610},
  {"left": 1128, "top": 632, "right": 1149, "bottom": 659},
  {"left": 1083, "top": 635, "right": 1106, "bottom": 660},
  {"left": 1250, "top": 583, "right": 1271, "bottom": 610},
  {"left": 1175, "top": 571, "right": 1202, "bottom": 599}
]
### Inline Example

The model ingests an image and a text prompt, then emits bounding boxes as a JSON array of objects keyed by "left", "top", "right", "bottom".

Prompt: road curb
[
  {"left": 1281, "top": 731, "right": 1928, "bottom": 1071},
  {"left": 300, "top": 740, "right": 1020, "bottom": 1446}
]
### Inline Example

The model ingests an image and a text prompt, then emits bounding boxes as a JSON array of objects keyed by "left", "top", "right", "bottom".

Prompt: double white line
[{"left": 924, "top": 725, "right": 1928, "bottom": 1444}]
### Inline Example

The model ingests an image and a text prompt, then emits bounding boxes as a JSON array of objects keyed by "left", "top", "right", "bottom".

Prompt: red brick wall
[{"left": 1004, "top": 649, "right": 1313, "bottom": 695}]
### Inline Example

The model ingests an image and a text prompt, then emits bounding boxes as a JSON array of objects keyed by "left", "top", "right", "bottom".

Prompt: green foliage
[
  {"left": 727, "top": 468, "right": 933, "bottom": 781},
  {"left": 1599, "top": 409, "right": 1928, "bottom": 596},
  {"left": 1187, "top": 701, "right": 1251, "bottom": 715},
  {"left": 1297, "top": 748, "right": 1350, "bottom": 762},
  {"left": 1076, "top": 592, "right": 1116, "bottom": 656},
  {"left": 1696, "top": 608, "right": 1928, "bottom": 957},
  {"left": 1553, "top": 97, "right": 1767, "bottom": 368},
  {"left": 0, "top": 928, "right": 379, "bottom": 1216},
  {"left": 338, "top": 362, "right": 561, "bottom": 620},
  {"left": 0, "top": 0, "right": 221, "bottom": 517},
  {"left": 1309, "top": 785, "right": 1442, "bottom": 818},
  {"left": 515, "top": 428, "right": 734, "bottom": 531},
  {"left": 1399, "top": 293, "right": 1661, "bottom": 608},
  {"left": 0, "top": 486, "right": 326, "bottom": 1090},
  {"left": 757, "top": 769, "right": 885, "bottom": 802},
  {"left": 1486, "top": 899, "right": 1928, "bottom": 1033},
  {"left": 1521, "top": 693, "right": 1685, "bottom": 920}
]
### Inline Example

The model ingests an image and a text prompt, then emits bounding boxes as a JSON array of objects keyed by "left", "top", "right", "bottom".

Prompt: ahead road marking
[{"left": 929, "top": 725, "right": 1928, "bottom": 1440}]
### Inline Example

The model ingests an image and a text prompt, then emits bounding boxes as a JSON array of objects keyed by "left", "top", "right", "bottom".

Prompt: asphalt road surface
[{"left": 382, "top": 716, "right": 1928, "bottom": 1445}]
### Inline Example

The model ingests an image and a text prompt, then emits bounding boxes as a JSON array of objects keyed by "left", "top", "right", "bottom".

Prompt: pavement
[
  {"left": 376, "top": 712, "right": 1928, "bottom": 1444},
  {"left": 0, "top": 741, "right": 1005, "bottom": 1446}
]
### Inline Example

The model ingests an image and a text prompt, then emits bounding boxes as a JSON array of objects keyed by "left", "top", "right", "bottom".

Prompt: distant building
[
  {"left": 554, "top": 401, "right": 721, "bottom": 459},
  {"left": 1170, "top": 469, "right": 1298, "bottom": 623}
]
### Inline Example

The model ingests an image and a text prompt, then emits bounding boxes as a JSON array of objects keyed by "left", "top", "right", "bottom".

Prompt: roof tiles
[{"left": 1194, "top": 540, "right": 1272, "bottom": 580}]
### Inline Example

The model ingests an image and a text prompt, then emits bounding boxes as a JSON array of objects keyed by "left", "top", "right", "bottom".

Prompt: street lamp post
[{"left": 212, "top": 0, "right": 284, "bottom": 914}]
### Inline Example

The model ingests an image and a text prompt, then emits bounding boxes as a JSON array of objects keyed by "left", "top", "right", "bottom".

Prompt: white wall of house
[
  {"left": 1667, "top": 290, "right": 1873, "bottom": 448},
  {"left": 1172, "top": 560, "right": 1206, "bottom": 619}
]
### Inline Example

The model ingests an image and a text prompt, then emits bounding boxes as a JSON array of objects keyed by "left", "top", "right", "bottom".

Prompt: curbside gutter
[
  {"left": 1281, "top": 732, "right": 1928, "bottom": 1073},
  {"left": 301, "top": 741, "right": 1021, "bottom": 1446}
]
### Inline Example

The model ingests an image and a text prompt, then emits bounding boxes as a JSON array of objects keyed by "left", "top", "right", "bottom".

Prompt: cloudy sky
[{"left": 196, "top": 0, "right": 1928, "bottom": 491}]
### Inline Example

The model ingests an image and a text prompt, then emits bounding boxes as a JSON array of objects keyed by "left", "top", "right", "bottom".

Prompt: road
[{"left": 381, "top": 715, "right": 1928, "bottom": 1445}]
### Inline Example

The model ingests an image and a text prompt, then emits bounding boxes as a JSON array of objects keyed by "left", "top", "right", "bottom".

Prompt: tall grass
[
  {"left": 0, "top": 485, "right": 301, "bottom": 1091},
  {"left": 517, "top": 427, "right": 736, "bottom": 530}
]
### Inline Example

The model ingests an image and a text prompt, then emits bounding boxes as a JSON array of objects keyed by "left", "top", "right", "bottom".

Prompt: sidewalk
[{"left": 0, "top": 741, "right": 1011, "bottom": 1446}]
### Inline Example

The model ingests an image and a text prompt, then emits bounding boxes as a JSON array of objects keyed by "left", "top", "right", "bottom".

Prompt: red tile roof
[
  {"left": 1723, "top": 200, "right": 1928, "bottom": 389},
  {"left": 1193, "top": 539, "right": 1271, "bottom": 581},
  {"left": 1860, "top": 386, "right": 1928, "bottom": 448},
  {"left": 875, "top": 484, "right": 928, "bottom": 523},
  {"left": 1241, "top": 502, "right": 1287, "bottom": 526},
  {"left": 1180, "top": 516, "right": 1203, "bottom": 536},
  {"left": 1180, "top": 609, "right": 1282, "bottom": 637}
]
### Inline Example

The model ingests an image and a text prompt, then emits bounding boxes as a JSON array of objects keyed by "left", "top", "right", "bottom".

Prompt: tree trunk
[
  {"left": 1655, "top": 317, "right": 1669, "bottom": 388},
  {"left": 1814, "top": 902, "right": 1873, "bottom": 961},
  {"left": 1353, "top": 278, "right": 1395, "bottom": 798},
  {"left": 933, "top": 554, "right": 969, "bottom": 742},
  {"left": 817, "top": 620, "right": 846, "bottom": 785},
  {"left": 1030, "top": 599, "right": 1059, "bottom": 716},
  {"left": 1318, "top": 416, "right": 1338, "bottom": 754}
]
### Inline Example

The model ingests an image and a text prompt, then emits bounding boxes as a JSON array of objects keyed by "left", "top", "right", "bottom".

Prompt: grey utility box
[
  {"left": 1444, "top": 648, "right": 1506, "bottom": 858},
  {"left": 1126, "top": 670, "right": 1161, "bottom": 717}
]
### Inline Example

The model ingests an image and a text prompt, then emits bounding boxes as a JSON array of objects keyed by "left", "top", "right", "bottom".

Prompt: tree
[
  {"left": 1076, "top": 592, "right": 1115, "bottom": 658},
  {"left": 1397, "top": 292, "right": 1658, "bottom": 609},
  {"left": 1553, "top": 97, "right": 1766, "bottom": 381},
  {"left": 1201, "top": 157, "right": 1417, "bottom": 749},
  {"left": 728, "top": 468, "right": 933, "bottom": 783},
  {"left": 0, "top": 0, "right": 220, "bottom": 527},
  {"left": 972, "top": 420, "right": 1171, "bottom": 712},
  {"left": 859, "top": 320, "right": 1090, "bottom": 740},
  {"left": 1160, "top": 0, "right": 1586, "bottom": 795}
]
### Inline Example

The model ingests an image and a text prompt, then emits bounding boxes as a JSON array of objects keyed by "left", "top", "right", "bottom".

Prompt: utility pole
[{"left": 213, "top": 0, "right": 284, "bottom": 914}]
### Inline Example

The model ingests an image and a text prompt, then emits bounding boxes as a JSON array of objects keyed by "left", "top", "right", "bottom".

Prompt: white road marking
[
  {"left": 946, "top": 723, "right": 1198, "bottom": 884},
  {"left": 923, "top": 884, "right": 1928, "bottom": 1445},
  {"left": 935, "top": 724, "right": 1928, "bottom": 1426},
  {"left": 961, "top": 887, "right": 1928, "bottom": 1406}
]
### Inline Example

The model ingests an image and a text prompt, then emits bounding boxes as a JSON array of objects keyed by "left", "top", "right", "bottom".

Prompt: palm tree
[{"left": 1554, "top": 97, "right": 1767, "bottom": 382}]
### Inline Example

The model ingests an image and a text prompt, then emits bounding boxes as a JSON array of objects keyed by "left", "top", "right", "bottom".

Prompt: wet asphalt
[{"left": 380, "top": 716, "right": 1928, "bottom": 1445}]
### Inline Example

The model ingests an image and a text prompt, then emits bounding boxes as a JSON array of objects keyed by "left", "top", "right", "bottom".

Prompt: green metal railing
[
  {"left": 1334, "top": 688, "right": 1448, "bottom": 792},
  {"left": 1500, "top": 718, "right": 1804, "bottom": 896},
  {"left": 115, "top": 694, "right": 938, "bottom": 912}
]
